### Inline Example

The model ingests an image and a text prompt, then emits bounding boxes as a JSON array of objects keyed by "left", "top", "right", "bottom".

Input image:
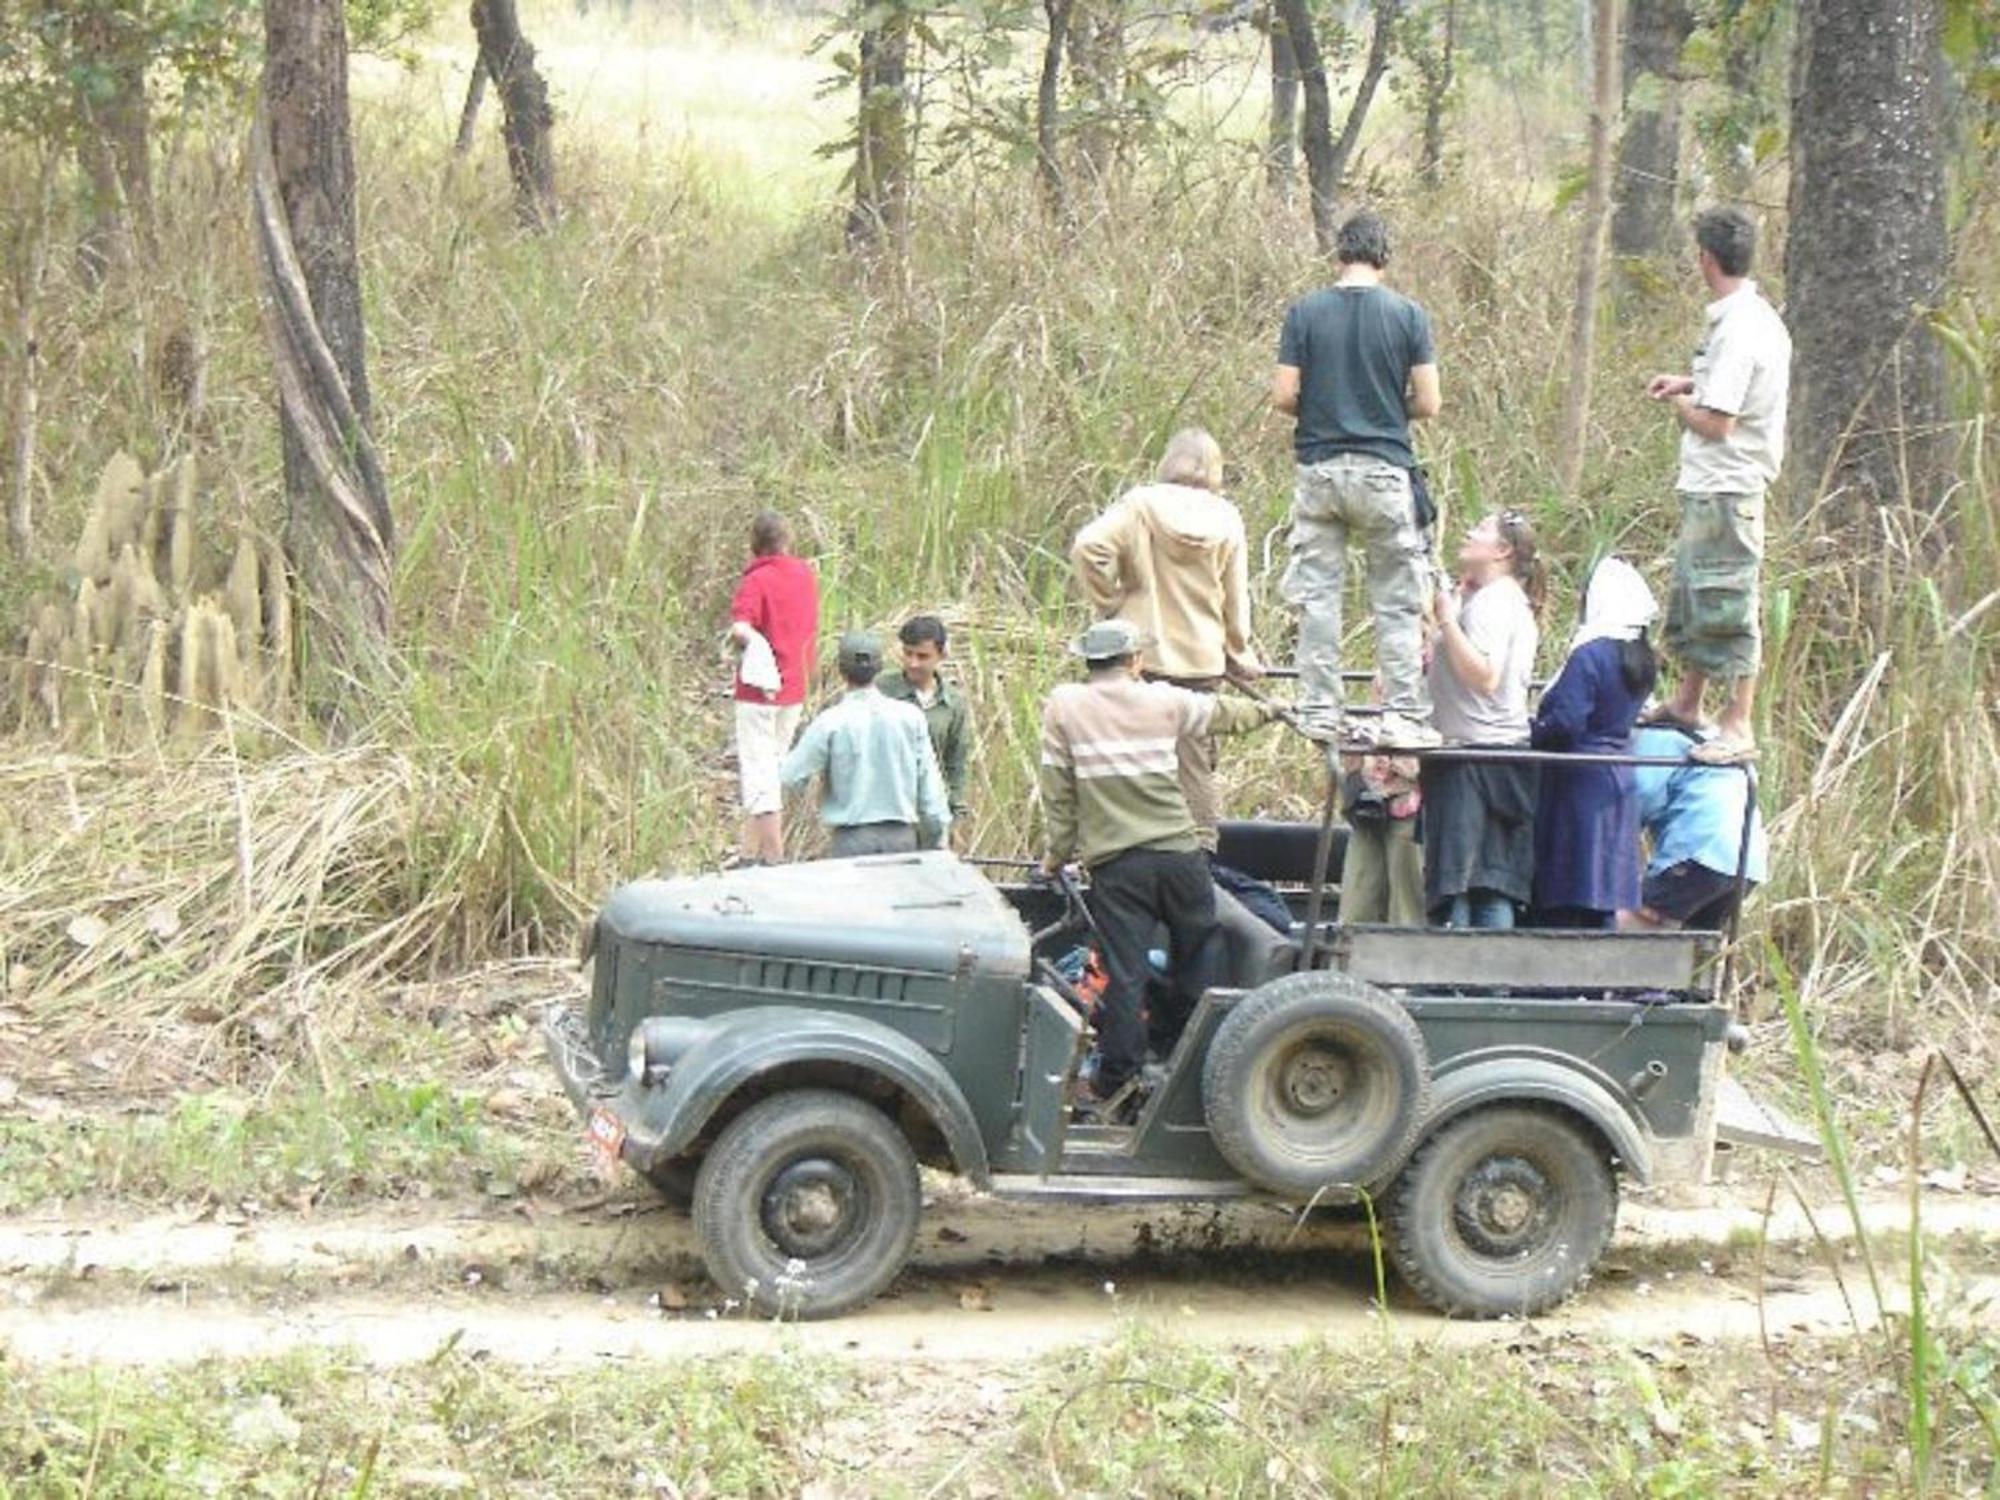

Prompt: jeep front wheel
[
  {"left": 1388, "top": 1104, "right": 1617, "bottom": 1318},
  {"left": 692, "top": 1089, "right": 920, "bottom": 1319}
]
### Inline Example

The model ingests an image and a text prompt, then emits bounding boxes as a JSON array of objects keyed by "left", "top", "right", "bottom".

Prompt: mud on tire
[
  {"left": 1201, "top": 971, "right": 1430, "bottom": 1198},
  {"left": 692, "top": 1088, "right": 920, "bottom": 1319},
  {"left": 1388, "top": 1103, "right": 1618, "bottom": 1318}
]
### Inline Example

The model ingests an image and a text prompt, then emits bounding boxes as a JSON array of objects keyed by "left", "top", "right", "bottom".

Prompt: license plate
[{"left": 586, "top": 1107, "right": 626, "bottom": 1167}]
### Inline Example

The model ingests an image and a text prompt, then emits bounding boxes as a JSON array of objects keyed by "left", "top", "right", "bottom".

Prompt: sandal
[
  {"left": 1640, "top": 707, "right": 1712, "bottom": 735},
  {"left": 1688, "top": 735, "right": 1757, "bottom": 766}
]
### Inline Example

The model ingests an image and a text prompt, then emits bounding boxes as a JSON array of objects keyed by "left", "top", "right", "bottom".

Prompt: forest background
[{"left": 0, "top": 0, "right": 1995, "bottom": 1197}]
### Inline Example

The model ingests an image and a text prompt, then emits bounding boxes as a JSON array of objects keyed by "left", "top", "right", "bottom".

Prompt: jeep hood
[{"left": 597, "top": 851, "right": 1032, "bottom": 979}]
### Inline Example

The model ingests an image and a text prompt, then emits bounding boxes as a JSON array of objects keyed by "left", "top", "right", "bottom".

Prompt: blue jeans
[{"left": 1433, "top": 889, "right": 1517, "bottom": 929}]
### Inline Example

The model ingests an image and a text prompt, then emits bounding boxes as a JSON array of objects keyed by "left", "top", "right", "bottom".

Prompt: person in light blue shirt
[
  {"left": 1619, "top": 723, "right": 1768, "bottom": 931},
  {"left": 782, "top": 630, "right": 951, "bottom": 859}
]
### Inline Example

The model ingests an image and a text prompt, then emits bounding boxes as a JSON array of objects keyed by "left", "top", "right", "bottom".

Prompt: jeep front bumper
[{"left": 542, "top": 1003, "right": 611, "bottom": 1117}]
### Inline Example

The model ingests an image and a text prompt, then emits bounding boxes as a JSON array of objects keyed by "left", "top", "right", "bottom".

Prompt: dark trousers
[{"left": 1086, "top": 847, "right": 1222, "bottom": 1090}]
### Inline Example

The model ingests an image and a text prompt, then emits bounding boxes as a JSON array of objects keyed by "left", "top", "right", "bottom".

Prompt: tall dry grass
[{"left": 0, "top": 20, "right": 1993, "bottom": 1099}]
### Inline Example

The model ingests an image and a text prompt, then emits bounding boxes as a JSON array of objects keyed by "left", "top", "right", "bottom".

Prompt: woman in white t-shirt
[{"left": 1420, "top": 511, "right": 1545, "bottom": 928}]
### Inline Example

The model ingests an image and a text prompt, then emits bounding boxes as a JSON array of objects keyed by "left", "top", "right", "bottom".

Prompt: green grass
[
  {"left": 0, "top": 1346, "right": 846, "bottom": 1498},
  {"left": 0, "top": 1074, "right": 572, "bottom": 1213},
  {"left": 3, "top": 1324, "right": 1997, "bottom": 1498}
]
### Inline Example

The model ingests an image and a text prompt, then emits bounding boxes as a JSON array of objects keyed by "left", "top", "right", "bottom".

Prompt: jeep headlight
[{"left": 626, "top": 1016, "right": 712, "bottom": 1085}]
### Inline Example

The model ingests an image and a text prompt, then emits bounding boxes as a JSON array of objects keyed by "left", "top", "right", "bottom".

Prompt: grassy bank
[{"left": 4, "top": 1320, "right": 1998, "bottom": 1497}]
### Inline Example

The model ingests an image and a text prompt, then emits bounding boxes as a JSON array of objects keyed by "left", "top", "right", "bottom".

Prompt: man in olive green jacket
[{"left": 879, "top": 615, "right": 971, "bottom": 847}]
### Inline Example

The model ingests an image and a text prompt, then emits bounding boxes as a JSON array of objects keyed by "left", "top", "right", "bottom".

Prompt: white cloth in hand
[{"left": 737, "top": 627, "right": 781, "bottom": 697}]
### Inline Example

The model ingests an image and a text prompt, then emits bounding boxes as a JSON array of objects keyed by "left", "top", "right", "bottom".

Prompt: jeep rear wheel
[
  {"left": 1388, "top": 1104, "right": 1617, "bottom": 1318},
  {"left": 692, "top": 1089, "right": 920, "bottom": 1319},
  {"left": 1202, "top": 971, "right": 1430, "bottom": 1198}
]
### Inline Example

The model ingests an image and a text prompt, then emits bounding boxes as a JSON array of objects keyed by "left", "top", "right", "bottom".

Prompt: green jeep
[{"left": 547, "top": 776, "right": 1812, "bottom": 1321}]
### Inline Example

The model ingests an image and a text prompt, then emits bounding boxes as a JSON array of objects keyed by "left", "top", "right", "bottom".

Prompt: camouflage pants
[
  {"left": 1282, "top": 456, "right": 1432, "bottom": 719},
  {"left": 1664, "top": 490, "right": 1764, "bottom": 680}
]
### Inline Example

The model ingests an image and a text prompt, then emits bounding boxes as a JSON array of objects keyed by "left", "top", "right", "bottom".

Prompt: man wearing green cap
[
  {"left": 783, "top": 630, "right": 952, "bottom": 858},
  {"left": 1038, "top": 619, "right": 1277, "bottom": 1105}
]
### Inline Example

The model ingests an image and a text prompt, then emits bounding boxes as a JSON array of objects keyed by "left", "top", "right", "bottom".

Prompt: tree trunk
[
  {"left": 1274, "top": 0, "right": 1334, "bottom": 251},
  {"left": 1610, "top": 0, "right": 1692, "bottom": 258},
  {"left": 1037, "top": 0, "right": 1074, "bottom": 217},
  {"left": 1327, "top": 0, "right": 1399, "bottom": 193},
  {"left": 259, "top": 0, "right": 394, "bottom": 702},
  {"left": 454, "top": 54, "right": 488, "bottom": 157},
  {"left": 9, "top": 157, "right": 56, "bottom": 557},
  {"left": 847, "top": 8, "right": 912, "bottom": 251},
  {"left": 72, "top": 5, "right": 153, "bottom": 284},
  {"left": 1267, "top": 9, "right": 1299, "bottom": 197},
  {"left": 1786, "top": 0, "right": 1950, "bottom": 530},
  {"left": 470, "top": 0, "right": 557, "bottom": 227},
  {"left": 1070, "top": 0, "right": 1124, "bottom": 188},
  {"left": 1417, "top": 0, "right": 1457, "bottom": 187},
  {"left": 1555, "top": 0, "right": 1620, "bottom": 497}
]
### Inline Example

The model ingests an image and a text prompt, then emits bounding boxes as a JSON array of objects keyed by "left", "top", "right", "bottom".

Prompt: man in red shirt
[{"left": 729, "top": 511, "right": 820, "bottom": 863}]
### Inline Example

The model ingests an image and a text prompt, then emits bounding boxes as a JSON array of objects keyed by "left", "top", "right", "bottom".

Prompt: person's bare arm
[
  {"left": 1407, "top": 363, "right": 1441, "bottom": 421},
  {"left": 1645, "top": 373, "right": 1695, "bottom": 400},
  {"left": 1271, "top": 365, "right": 1301, "bottom": 416},
  {"left": 1672, "top": 396, "right": 1737, "bottom": 442},
  {"left": 1432, "top": 586, "right": 1502, "bottom": 695}
]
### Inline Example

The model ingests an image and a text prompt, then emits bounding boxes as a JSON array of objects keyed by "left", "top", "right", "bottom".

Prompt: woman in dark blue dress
[{"left": 1530, "top": 557, "right": 1659, "bottom": 929}]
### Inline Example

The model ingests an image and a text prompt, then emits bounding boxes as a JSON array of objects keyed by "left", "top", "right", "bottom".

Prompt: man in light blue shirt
[
  {"left": 783, "top": 631, "right": 952, "bottom": 858},
  {"left": 1620, "top": 724, "right": 1768, "bottom": 931}
]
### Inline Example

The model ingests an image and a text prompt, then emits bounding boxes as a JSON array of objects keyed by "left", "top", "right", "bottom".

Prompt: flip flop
[
  {"left": 1640, "top": 707, "right": 1712, "bottom": 735},
  {"left": 1688, "top": 735, "right": 1757, "bottom": 766}
]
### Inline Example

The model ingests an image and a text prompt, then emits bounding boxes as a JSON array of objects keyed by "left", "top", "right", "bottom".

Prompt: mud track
[{"left": 4, "top": 1183, "right": 1997, "bottom": 1368}]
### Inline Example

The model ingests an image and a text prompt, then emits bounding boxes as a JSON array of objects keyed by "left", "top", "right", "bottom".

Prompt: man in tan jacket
[{"left": 1071, "top": 428, "right": 1263, "bottom": 849}]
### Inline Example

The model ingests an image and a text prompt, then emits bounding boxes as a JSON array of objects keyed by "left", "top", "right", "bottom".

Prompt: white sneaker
[{"left": 1372, "top": 713, "right": 1443, "bottom": 749}]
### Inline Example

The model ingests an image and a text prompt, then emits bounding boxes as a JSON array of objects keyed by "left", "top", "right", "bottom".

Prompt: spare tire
[{"left": 1201, "top": 971, "right": 1430, "bottom": 1197}]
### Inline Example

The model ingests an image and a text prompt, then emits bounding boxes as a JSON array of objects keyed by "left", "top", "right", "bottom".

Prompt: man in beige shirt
[
  {"left": 1645, "top": 206, "right": 1792, "bottom": 765},
  {"left": 1071, "top": 428, "right": 1263, "bottom": 848}
]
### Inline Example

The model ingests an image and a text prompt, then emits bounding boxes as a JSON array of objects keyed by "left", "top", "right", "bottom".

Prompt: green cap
[{"left": 838, "top": 630, "right": 884, "bottom": 674}]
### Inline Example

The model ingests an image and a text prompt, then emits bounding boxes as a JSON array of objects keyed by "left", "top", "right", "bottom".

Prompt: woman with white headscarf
[{"left": 1528, "top": 557, "right": 1659, "bottom": 929}]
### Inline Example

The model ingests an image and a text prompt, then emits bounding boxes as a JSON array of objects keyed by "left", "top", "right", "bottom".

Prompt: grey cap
[
  {"left": 1069, "top": 619, "right": 1153, "bottom": 661},
  {"left": 837, "top": 629, "right": 884, "bottom": 673}
]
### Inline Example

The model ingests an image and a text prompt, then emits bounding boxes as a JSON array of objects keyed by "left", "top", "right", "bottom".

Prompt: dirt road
[{"left": 4, "top": 1186, "right": 1996, "bottom": 1369}]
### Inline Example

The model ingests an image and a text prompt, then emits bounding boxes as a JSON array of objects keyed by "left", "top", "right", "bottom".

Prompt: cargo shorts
[{"left": 1664, "top": 490, "right": 1763, "bottom": 680}]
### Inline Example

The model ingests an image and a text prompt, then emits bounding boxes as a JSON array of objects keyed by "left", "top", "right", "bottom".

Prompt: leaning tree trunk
[
  {"left": 1037, "top": 0, "right": 1074, "bottom": 217},
  {"left": 1267, "top": 9, "right": 1299, "bottom": 197},
  {"left": 1070, "top": 0, "right": 1125, "bottom": 190},
  {"left": 8, "top": 156, "right": 57, "bottom": 557},
  {"left": 1555, "top": 0, "right": 1620, "bottom": 497},
  {"left": 72, "top": 4, "right": 153, "bottom": 284},
  {"left": 1273, "top": 0, "right": 1335, "bottom": 251},
  {"left": 1610, "top": 0, "right": 1693, "bottom": 259},
  {"left": 1417, "top": 0, "right": 1457, "bottom": 187},
  {"left": 470, "top": 0, "right": 557, "bottom": 227},
  {"left": 1327, "top": 0, "right": 1399, "bottom": 192},
  {"left": 846, "top": 6, "right": 912, "bottom": 251},
  {"left": 453, "top": 54, "right": 489, "bottom": 157},
  {"left": 258, "top": 0, "right": 394, "bottom": 706},
  {"left": 1786, "top": 0, "right": 1950, "bottom": 533}
]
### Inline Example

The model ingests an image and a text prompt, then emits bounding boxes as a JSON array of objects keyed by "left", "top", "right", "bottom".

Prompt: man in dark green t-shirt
[{"left": 1272, "top": 210, "right": 1442, "bottom": 748}]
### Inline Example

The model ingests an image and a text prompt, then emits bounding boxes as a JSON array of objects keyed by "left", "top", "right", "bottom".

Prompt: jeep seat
[
  {"left": 1215, "top": 820, "right": 1343, "bottom": 887},
  {"left": 1213, "top": 885, "right": 1298, "bottom": 990}
]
